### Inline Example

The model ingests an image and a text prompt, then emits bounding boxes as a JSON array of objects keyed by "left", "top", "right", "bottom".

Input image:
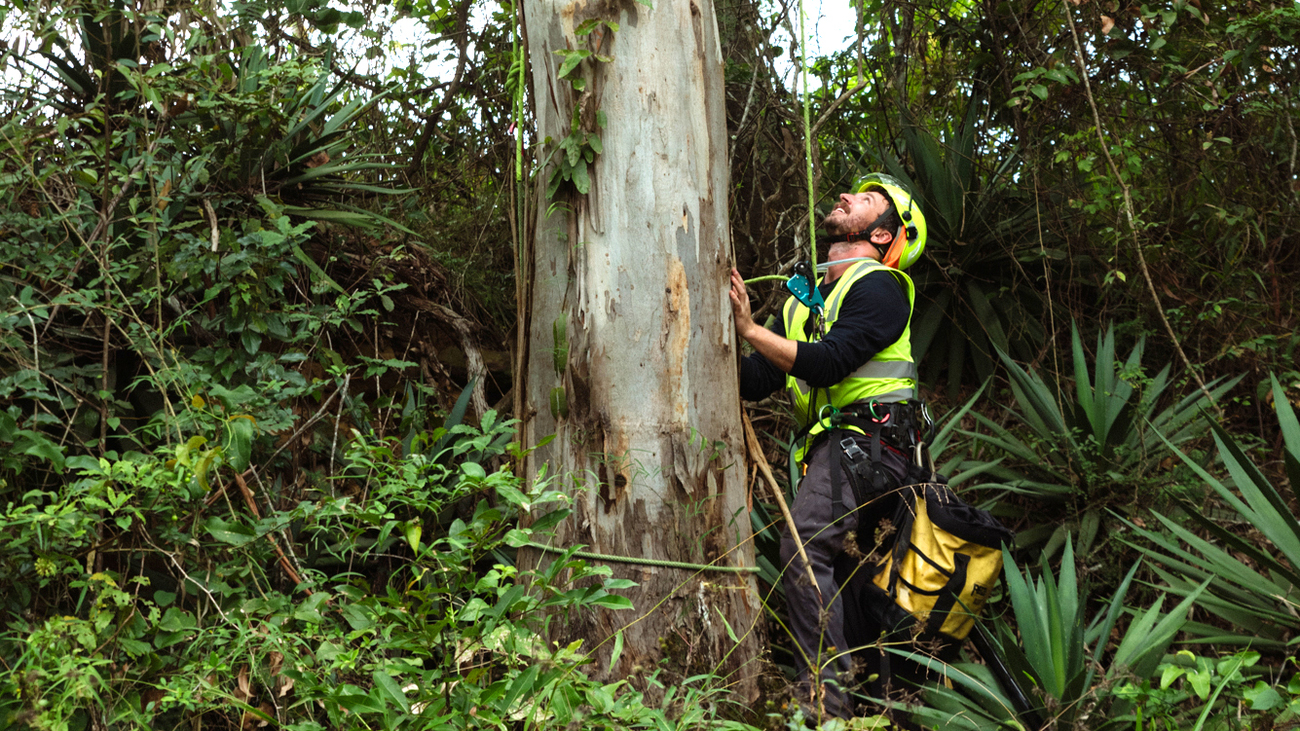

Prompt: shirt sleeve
[
  {"left": 738, "top": 309, "right": 790, "bottom": 402},
  {"left": 789, "top": 271, "right": 909, "bottom": 388}
]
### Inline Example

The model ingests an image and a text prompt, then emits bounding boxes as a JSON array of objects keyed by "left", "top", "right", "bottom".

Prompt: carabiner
[
  {"left": 817, "top": 403, "right": 841, "bottom": 427},
  {"left": 867, "top": 399, "right": 889, "bottom": 423}
]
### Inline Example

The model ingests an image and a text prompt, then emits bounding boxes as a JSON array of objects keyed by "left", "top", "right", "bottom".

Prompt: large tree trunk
[{"left": 520, "top": 0, "right": 761, "bottom": 701}]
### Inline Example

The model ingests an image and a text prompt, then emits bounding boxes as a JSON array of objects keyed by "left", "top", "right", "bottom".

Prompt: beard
[{"left": 821, "top": 211, "right": 850, "bottom": 236}]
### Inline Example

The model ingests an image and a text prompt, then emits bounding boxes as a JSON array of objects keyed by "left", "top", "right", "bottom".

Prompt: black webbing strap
[
  {"left": 886, "top": 485, "right": 918, "bottom": 592},
  {"left": 832, "top": 429, "right": 877, "bottom": 524},
  {"left": 922, "top": 552, "right": 969, "bottom": 636},
  {"left": 830, "top": 429, "right": 845, "bottom": 522},
  {"left": 870, "top": 420, "right": 889, "bottom": 492}
]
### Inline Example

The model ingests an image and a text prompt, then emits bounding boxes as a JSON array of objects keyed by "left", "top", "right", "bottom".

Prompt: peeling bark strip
[{"left": 520, "top": 0, "right": 761, "bottom": 700}]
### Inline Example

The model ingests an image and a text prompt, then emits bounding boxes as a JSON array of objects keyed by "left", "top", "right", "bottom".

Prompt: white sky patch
[
  {"left": 808, "top": 0, "right": 861, "bottom": 57},
  {"left": 771, "top": 0, "right": 864, "bottom": 93}
]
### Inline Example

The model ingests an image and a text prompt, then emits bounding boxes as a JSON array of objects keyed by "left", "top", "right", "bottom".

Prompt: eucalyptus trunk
[{"left": 519, "top": 0, "right": 761, "bottom": 699}]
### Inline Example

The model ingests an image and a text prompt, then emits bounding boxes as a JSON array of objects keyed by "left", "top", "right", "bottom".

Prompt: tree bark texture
[{"left": 521, "top": 0, "right": 761, "bottom": 700}]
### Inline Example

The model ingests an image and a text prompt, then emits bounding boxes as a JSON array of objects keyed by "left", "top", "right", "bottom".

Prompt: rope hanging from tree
[{"left": 800, "top": 0, "right": 817, "bottom": 273}]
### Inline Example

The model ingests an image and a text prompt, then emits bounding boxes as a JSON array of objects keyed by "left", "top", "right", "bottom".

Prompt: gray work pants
[{"left": 780, "top": 432, "right": 909, "bottom": 719}]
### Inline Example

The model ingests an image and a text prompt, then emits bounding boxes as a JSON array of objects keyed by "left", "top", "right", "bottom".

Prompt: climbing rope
[
  {"left": 741, "top": 0, "right": 818, "bottom": 289},
  {"left": 800, "top": 0, "right": 816, "bottom": 273},
  {"left": 524, "top": 541, "right": 759, "bottom": 575}
]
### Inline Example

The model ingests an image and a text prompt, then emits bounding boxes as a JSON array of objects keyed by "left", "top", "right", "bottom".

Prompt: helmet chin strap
[{"left": 819, "top": 228, "right": 892, "bottom": 258}]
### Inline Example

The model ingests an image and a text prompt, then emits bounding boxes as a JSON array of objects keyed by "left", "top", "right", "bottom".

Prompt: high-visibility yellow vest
[{"left": 783, "top": 259, "right": 915, "bottom": 459}]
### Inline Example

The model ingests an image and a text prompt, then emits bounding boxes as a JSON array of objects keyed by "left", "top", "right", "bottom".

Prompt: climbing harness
[{"left": 823, "top": 399, "right": 933, "bottom": 525}]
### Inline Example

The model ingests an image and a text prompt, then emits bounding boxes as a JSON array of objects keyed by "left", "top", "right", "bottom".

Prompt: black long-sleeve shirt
[{"left": 739, "top": 270, "right": 909, "bottom": 402}]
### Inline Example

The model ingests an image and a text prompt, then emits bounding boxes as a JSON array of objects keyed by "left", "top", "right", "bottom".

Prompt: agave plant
[
  {"left": 965, "top": 322, "right": 1241, "bottom": 551},
  {"left": 1121, "top": 375, "right": 1300, "bottom": 650},
  {"left": 904, "top": 538, "right": 1208, "bottom": 731},
  {"left": 875, "top": 98, "right": 1052, "bottom": 399}
]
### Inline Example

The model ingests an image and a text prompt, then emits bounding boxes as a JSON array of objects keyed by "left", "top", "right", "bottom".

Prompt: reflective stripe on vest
[{"left": 791, "top": 360, "right": 915, "bottom": 400}]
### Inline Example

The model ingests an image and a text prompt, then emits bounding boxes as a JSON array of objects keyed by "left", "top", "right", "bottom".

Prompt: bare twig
[
  {"left": 202, "top": 198, "right": 219, "bottom": 252},
  {"left": 11, "top": 297, "right": 39, "bottom": 376},
  {"left": 742, "top": 411, "right": 822, "bottom": 603},
  {"left": 233, "top": 472, "right": 309, "bottom": 591},
  {"left": 809, "top": 78, "right": 868, "bottom": 142},
  {"left": 413, "top": 299, "right": 489, "bottom": 420},
  {"left": 146, "top": 535, "right": 236, "bottom": 627},
  {"left": 729, "top": 55, "right": 763, "bottom": 171},
  {"left": 330, "top": 372, "right": 350, "bottom": 477}
]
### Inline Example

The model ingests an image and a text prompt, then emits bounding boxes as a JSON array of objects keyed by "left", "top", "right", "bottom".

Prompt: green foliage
[
  {"left": 908, "top": 538, "right": 1207, "bottom": 730},
  {"left": 0, "top": 0, "right": 422, "bottom": 488},
  {"left": 966, "top": 322, "right": 1240, "bottom": 550},
  {"left": 540, "top": 12, "right": 617, "bottom": 199},
  {"left": 1123, "top": 374, "right": 1300, "bottom": 650},
  {"left": 0, "top": 415, "right": 758, "bottom": 730},
  {"left": 545, "top": 108, "right": 605, "bottom": 198},
  {"left": 1116, "top": 650, "right": 1300, "bottom": 731}
]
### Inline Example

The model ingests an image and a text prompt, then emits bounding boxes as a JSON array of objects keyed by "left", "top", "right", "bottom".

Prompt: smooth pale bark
[{"left": 520, "top": 0, "right": 760, "bottom": 699}]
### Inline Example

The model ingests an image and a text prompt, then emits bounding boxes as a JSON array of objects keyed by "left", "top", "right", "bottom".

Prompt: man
[{"left": 729, "top": 174, "right": 928, "bottom": 720}]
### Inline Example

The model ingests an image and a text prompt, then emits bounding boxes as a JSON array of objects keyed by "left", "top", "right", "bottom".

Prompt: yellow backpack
[{"left": 867, "top": 482, "right": 1012, "bottom": 641}]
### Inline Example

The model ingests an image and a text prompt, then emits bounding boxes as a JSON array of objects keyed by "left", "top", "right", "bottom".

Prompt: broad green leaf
[
  {"left": 203, "top": 517, "right": 255, "bottom": 546},
  {"left": 371, "top": 670, "right": 411, "bottom": 714},
  {"left": 458, "top": 598, "right": 488, "bottom": 622},
  {"left": 293, "top": 591, "right": 330, "bottom": 623},
  {"left": 554, "top": 49, "right": 591, "bottom": 79},
  {"left": 503, "top": 665, "right": 540, "bottom": 711},
  {"left": 608, "top": 630, "right": 624, "bottom": 673},
  {"left": 20, "top": 437, "right": 64, "bottom": 470},
  {"left": 194, "top": 447, "right": 220, "bottom": 491},
  {"left": 402, "top": 519, "right": 422, "bottom": 553},
  {"left": 224, "top": 416, "right": 256, "bottom": 471},
  {"left": 1188, "top": 667, "right": 1212, "bottom": 699},
  {"left": 175, "top": 436, "right": 200, "bottom": 467},
  {"left": 334, "top": 687, "right": 385, "bottom": 714},
  {"left": 158, "top": 607, "right": 196, "bottom": 632},
  {"left": 586, "top": 684, "right": 615, "bottom": 714},
  {"left": 530, "top": 508, "right": 571, "bottom": 533},
  {"left": 590, "top": 593, "right": 633, "bottom": 610},
  {"left": 1243, "top": 682, "right": 1282, "bottom": 711},
  {"left": 571, "top": 160, "right": 590, "bottom": 194}
]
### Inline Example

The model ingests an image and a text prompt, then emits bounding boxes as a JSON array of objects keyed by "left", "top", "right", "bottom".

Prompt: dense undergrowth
[
  {"left": 0, "top": 410, "right": 764, "bottom": 730},
  {"left": 6, "top": 384, "right": 1300, "bottom": 730}
]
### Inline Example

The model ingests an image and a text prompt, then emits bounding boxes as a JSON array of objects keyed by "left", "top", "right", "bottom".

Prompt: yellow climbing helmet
[{"left": 855, "top": 173, "right": 927, "bottom": 270}]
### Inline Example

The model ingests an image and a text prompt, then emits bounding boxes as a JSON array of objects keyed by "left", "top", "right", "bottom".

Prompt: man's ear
[{"left": 870, "top": 226, "right": 894, "bottom": 246}]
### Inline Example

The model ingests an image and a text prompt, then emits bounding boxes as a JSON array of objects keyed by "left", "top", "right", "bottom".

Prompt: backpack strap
[
  {"left": 922, "top": 552, "right": 969, "bottom": 636},
  {"left": 886, "top": 485, "right": 919, "bottom": 593},
  {"left": 831, "top": 429, "right": 845, "bottom": 522}
]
